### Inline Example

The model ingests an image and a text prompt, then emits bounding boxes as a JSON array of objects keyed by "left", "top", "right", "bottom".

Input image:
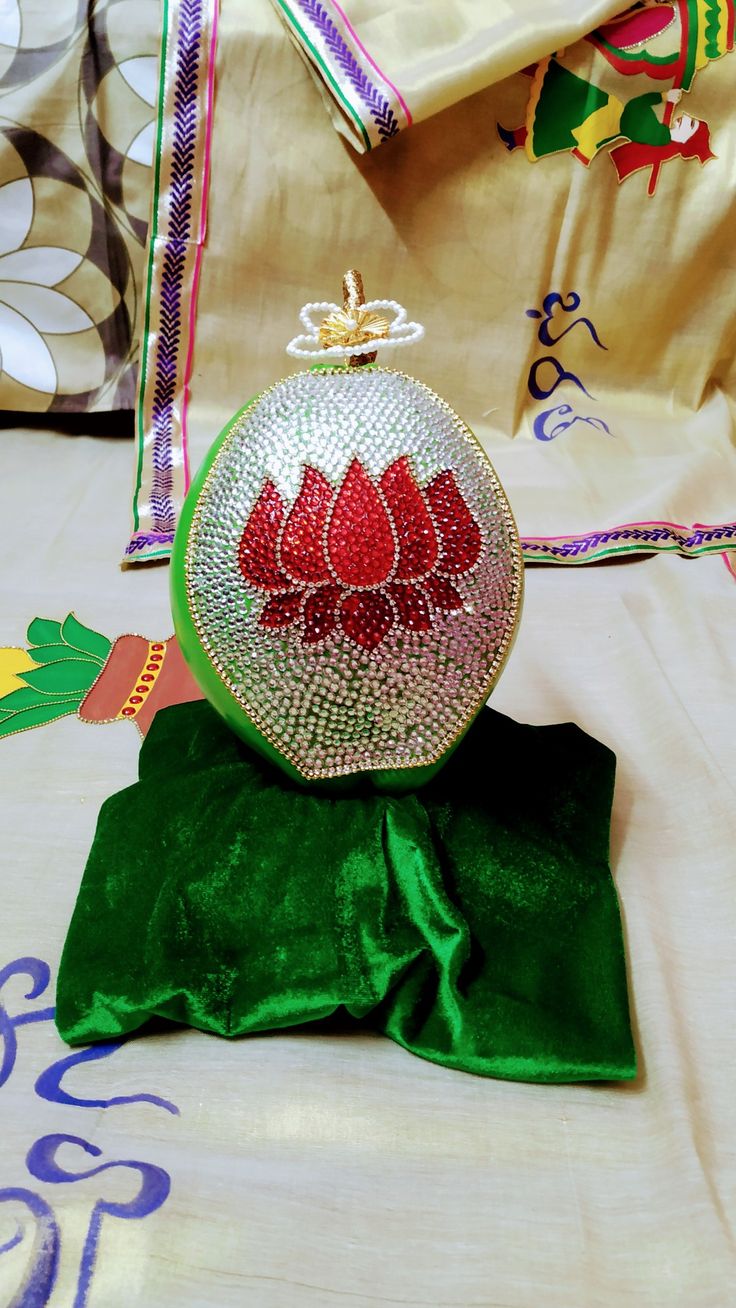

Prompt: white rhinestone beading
[{"left": 184, "top": 368, "right": 522, "bottom": 780}]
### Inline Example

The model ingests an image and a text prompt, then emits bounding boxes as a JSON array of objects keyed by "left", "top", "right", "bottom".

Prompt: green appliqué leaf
[
  {"left": 26, "top": 617, "right": 63, "bottom": 648},
  {"left": 30, "top": 643, "right": 100, "bottom": 668},
  {"left": 0, "top": 702, "right": 77, "bottom": 738},
  {"left": 60, "top": 614, "right": 111, "bottom": 663},
  {"left": 0, "top": 686, "right": 82, "bottom": 713},
  {"left": 19, "top": 660, "right": 99, "bottom": 696},
  {"left": 25, "top": 614, "right": 111, "bottom": 663},
  {"left": 0, "top": 613, "right": 112, "bottom": 741}
]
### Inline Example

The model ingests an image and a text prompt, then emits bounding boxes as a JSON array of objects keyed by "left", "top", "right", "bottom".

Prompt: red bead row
[{"left": 118, "top": 643, "right": 166, "bottom": 719}]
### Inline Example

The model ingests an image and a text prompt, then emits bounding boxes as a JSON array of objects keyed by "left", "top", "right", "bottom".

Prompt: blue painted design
[
  {"left": 526, "top": 292, "right": 607, "bottom": 349},
  {"left": 0, "top": 1187, "right": 60, "bottom": 1308},
  {"left": 35, "top": 1043, "right": 179, "bottom": 1115},
  {"left": 528, "top": 356, "right": 594, "bottom": 401},
  {"left": 26, "top": 1134, "right": 171, "bottom": 1308},
  {"left": 533, "top": 404, "right": 612, "bottom": 441},
  {"left": 0, "top": 958, "right": 55, "bottom": 1089},
  {"left": 0, "top": 959, "right": 178, "bottom": 1303}
]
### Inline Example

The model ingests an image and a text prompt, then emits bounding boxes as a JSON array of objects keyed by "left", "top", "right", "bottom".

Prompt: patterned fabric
[
  {"left": 0, "top": 1, "right": 161, "bottom": 412},
  {"left": 269, "top": 0, "right": 628, "bottom": 151},
  {"left": 125, "top": 0, "right": 219, "bottom": 563},
  {"left": 521, "top": 519, "right": 736, "bottom": 564},
  {"left": 174, "top": 1, "right": 735, "bottom": 573},
  {"left": 501, "top": 1, "right": 735, "bottom": 196},
  {"left": 272, "top": 0, "right": 408, "bottom": 149}
]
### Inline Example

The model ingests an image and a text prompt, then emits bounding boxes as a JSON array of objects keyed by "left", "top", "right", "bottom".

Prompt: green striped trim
[
  {"left": 130, "top": 547, "right": 174, "bottom": 561},
  {"left": 594, "top": 35, "right": 681, "bottom": 66},
  {"left": 273, "top": 0, "right": 371, "bottom": 151},
  {"left": 521, "top": 540, "right": 735, "bottom": 564},
  {"left": 682, "top": 0, "right": 702, "bottom": 88}
]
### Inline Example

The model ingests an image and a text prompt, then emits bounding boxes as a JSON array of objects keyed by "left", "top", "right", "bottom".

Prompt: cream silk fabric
[
  {"left": 1, "top": 420, "right": 734, "bottom": 1304},
  {"left": 1, "top": 9, "right": 734, "bottom": 1301},
  {"left": 271, "top": 0, "right": 631, "bottom": 148},
  {"left": 188, "top": 0, "right": 736, "bottom": 563}
]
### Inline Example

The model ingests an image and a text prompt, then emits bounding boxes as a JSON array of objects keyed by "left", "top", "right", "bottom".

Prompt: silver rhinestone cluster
[{"left": 185, "top": 368, "right": 522, "bottom": 780}]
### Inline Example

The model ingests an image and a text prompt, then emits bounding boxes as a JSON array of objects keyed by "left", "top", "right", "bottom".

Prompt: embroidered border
[
  {"left": 124, "top": 0, "right": 219, "bottom": 564},
  {"left": 273, "top": 0, "right": 409, "bottom": 150},
  {"left": 327, "top": 0, "right": 412, "bottom": 126},
  {"left": 520, "top": 518, "right": 736, "bottom": 563}
]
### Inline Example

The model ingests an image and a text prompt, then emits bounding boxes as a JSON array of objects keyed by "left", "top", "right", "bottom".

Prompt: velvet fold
[{"left": 56, "top": 701, "right": 635, "bottom": 1083}]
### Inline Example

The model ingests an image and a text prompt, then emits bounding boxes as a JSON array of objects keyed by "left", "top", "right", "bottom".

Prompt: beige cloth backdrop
[
  {"left": 189, "top": 0, "right": 735, "bottom": 557},
  {"left": 0, "top": 418, "right": 734, "bottom": 1305}
]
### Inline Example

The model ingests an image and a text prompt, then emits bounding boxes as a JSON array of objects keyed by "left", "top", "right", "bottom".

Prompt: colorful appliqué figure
[
  {"left": 0, "top": 614, "right": 202, "bottom": 741},
  {"left": 498, "top": 0, "right": 735, "bottom": 194}
]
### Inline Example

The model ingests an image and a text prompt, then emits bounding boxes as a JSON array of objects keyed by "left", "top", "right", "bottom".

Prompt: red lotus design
[{"left": 238, "top": 457, "right": 482, "bottom": 651}]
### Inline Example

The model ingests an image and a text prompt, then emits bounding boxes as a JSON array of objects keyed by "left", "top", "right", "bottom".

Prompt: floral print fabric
[{"left": 0, "top": 1, "right": 160, "bottom": 412}]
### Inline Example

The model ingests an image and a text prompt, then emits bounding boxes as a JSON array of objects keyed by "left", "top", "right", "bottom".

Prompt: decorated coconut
[{"left": 171, "top": 273, "right": 522, "bottom": 789}]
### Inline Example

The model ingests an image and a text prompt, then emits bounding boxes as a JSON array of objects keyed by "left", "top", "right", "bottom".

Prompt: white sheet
[{"left": 1, "top": 420, "right": 734, "bottom": 1306}]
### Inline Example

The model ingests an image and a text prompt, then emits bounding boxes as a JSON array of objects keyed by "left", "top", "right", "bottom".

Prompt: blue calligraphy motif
[
  {"left": 0, "top": 1187, "right": 60, "bottom": 1308},
  {"left": 526, "top": 292, "right": 607, "bottom": 350},
  {"left": 0, "top": 959, "right": 55, "bottom": 1089},
  {"left": 527, "top": 356, "right": 595, "bottom": 401},
  {"left": 35, "top": 1043, "right": 179, "bottom": 1116},
  {"left": 533, "top": 404, "right": 612, "bottom": 442},
  {"left": 26, "top": 1134, "right": 171, "bottom": 1308}
]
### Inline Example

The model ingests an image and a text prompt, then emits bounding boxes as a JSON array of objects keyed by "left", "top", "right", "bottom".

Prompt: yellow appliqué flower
[{"left": 0, "top": 647, "right": 38, "bottom": 698}]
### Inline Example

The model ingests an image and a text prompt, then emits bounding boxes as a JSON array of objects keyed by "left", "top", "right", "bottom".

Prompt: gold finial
[
  {"left": 317, "top": 269, "right": 389, "bottom": 365},
  {"left": 342, "top": 269, "right": 366, "bottom": 317}
]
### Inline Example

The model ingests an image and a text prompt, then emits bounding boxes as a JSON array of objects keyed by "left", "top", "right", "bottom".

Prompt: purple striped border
[
  {"left": 521, "top": 519, "right": 736, "bottom": 562},
  {"left": 125, "top": 0, "right": 217, "bottom": 564},
  {"left": 294, "top": 0, "right": 399, "bottom": 142}
]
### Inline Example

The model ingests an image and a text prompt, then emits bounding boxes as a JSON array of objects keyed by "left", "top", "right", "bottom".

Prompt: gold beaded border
[{"left": 184, "top": 366, "right": 524, "bottom": 781}]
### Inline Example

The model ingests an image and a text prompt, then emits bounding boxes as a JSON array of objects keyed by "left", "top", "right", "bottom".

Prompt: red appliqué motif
[{"left": 238, "top": 457, "right": 482, "bottom": 652}]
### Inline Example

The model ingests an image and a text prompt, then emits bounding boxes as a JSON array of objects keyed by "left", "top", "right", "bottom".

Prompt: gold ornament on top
[
  {"left": 286, "top": 269, "right": 424, "bottom": 363},
  {"left": 318, "top": 307, "right": 391, "bottom": 352},
  {"left": 319, "top": 270, "right": 389, "bottom": 364}
]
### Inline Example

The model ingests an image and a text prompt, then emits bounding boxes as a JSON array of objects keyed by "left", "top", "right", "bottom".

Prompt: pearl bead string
[{"left": 286, "top": 298, "right": 425, "bottom": 360}]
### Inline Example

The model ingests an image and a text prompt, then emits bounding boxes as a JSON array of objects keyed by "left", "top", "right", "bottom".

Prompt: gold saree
[{"left": 271, "top": 0, "right": 633, "bottom": 149}]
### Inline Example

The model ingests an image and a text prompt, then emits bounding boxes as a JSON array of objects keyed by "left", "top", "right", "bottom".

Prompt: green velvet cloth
[{"left": 56, "top": 701, "right": 636, "bottom": 1082}]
